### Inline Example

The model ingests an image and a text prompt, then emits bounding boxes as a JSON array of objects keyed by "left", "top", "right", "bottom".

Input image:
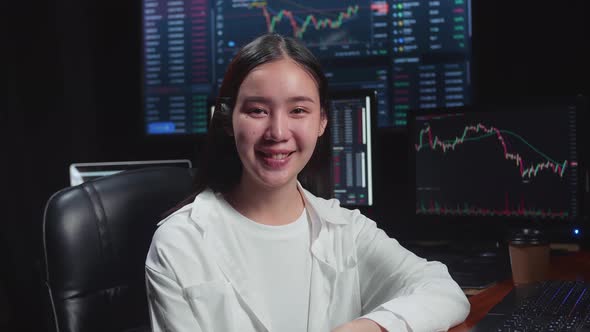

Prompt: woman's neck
[{"left": 227, "top": 178, "right": 305, "bottom": 226}]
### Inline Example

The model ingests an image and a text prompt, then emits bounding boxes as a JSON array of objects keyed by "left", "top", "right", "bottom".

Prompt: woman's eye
[
  {"left": 248, "top": 108, "right": 266, "bottom": 115},
  {"left": 292, "top": 108, "right": 307, "bottom": 114}
]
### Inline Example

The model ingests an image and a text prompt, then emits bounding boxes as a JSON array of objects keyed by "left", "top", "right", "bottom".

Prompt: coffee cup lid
[{"left": 509, "top": 228, "right": 549, "bottom": 245}]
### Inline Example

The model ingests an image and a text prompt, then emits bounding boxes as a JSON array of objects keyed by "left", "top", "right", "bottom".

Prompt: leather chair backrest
[{"left": 41, "top": 167, "right": 194, "bottom": 332}]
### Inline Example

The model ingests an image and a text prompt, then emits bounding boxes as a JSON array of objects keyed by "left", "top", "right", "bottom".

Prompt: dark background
[{"left": 3, "top": 0, "right": 590, "bottom": 331}]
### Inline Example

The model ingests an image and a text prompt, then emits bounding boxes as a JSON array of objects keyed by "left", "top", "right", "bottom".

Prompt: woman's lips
[{"left": 256, "top": 150, "right": 295, "bottom": 168}]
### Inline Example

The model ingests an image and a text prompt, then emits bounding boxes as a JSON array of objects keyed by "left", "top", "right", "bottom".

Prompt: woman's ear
[{"left": 318, "top": 110, "right": 328, "bottom": 137}]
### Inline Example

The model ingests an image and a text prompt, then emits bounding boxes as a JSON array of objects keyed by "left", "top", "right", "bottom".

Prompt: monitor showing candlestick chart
[
  {"left": 413, "top": 104, "right": 580, "bottom": 222},
  {"left": 210, "top": 0, "right": 472, "bottom": 128},
  {"left": 213, "top": 0, "right": 389, "bottom": 64},
  {"left": 141, "top": 0, "right": 472, "bottom": 133}
]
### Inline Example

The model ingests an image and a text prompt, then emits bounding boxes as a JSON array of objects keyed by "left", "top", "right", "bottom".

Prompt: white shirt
[
  {"left": 145, "top": 185, "right": 470, "bottom": 332},
  {"left": 224, "top": 201, "right": 311, "bottom": 332}
]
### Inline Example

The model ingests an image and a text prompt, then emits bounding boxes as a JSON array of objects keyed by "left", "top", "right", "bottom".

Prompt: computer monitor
[
  {"left": 387, "top": 0, "right": 473, "bottom": 127},
  {"left": 69, "top": 160, "right": 193, "bottom": 186},
  {"left": 215, "top": 0, "right": 472, "bottom": 128},
  {"left": 142, "top": 0, "right": 212, "bottom": 134},
  {"left": 141, "top": 0, "right": 473, "bottom": 133},
  {"left": 408, "top": 98, "right": 587, "bottom": 243},
  {"left": 329, "top": 90, "right": 376, "bottom": 207},
  {"left": 323, "top": 64, "right": 391, "bottom": 128}
]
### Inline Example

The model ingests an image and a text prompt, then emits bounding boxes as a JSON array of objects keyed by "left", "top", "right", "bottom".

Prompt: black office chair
[{"left": 41, "top": 167, "right": 194, "bottom": 332}]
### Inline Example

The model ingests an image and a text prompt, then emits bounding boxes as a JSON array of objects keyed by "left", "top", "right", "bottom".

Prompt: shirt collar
[
  {"left": 181, "top": 184, "right": 347, "bottom": 278},
  {"left": 187, "top": 188, "right": 217, "bottom": 232},
  {"left": 182, "top": 183, "right": 350, "bottom": 231},
  {"left": 296, "top": 182, "right": 349, "bottom": 225}
]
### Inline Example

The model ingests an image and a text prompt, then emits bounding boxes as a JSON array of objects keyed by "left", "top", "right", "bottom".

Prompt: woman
[{"left": 145, "top": 33, "right": 470, "bottom": 332}]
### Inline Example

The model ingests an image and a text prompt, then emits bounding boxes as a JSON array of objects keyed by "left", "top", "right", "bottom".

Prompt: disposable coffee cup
[{"left": 508, "top": 228, "right": 550, "bottom": 285}]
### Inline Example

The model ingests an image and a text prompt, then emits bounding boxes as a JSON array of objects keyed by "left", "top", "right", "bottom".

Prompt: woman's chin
[{"left": 251, "top": 172, "right": 298, "bottom": 190}]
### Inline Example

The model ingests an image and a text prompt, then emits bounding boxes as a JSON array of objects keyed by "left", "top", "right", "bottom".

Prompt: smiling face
[{"left": 231, "top": 58, "right": 327, "bottom": 192}]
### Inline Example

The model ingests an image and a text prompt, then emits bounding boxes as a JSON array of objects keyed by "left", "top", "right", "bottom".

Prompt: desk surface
[{"left": 449, "top": 250, "right": 590, "bottom": 332}]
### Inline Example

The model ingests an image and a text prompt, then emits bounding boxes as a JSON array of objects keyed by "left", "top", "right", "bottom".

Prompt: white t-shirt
[{"left": 224, "top": 201, "right": 312, "bottom": 332}]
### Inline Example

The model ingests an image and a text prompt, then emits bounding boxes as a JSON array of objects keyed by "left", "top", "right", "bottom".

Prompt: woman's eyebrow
[
  {"left": 287, "top": 96, "right": 316, "bottom": 103},
  {"left": 241, "top": 96, "right": 316, "bottom": 104},
  {"left": 241, "top": 96, "right": 272, "bottom": 104}
]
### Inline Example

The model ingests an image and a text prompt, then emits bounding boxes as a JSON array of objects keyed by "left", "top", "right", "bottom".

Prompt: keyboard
[{"left": 471, "top": 280, "right": 590, "bottom": 332}]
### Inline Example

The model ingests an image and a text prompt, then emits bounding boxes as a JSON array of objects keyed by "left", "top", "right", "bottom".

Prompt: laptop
[{"left": 69, "top": 159, "right": 192, "bottom": 186}]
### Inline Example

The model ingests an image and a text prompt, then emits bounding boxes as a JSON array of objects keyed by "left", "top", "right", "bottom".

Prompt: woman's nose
[{"left": 265, "top": 112, "right": 290, "bottom": 141}]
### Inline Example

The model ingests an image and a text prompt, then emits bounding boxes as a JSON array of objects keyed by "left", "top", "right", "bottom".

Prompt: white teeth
[{"left": 271, "top": 153, "right": 288, "bottom": 160}]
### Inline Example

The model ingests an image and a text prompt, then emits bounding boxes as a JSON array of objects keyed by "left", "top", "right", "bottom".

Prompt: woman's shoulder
[
  {"left": 150, "top": 206, "right": 198, "bottom": 254},
  {"left": 146, "top": 189, "right": 227, "bottom": 274},
  {"left": 152, "top": 189, "right": 220, "bottom": 242}
]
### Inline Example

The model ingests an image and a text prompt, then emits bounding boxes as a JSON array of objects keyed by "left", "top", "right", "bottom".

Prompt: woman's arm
[
  {"left": 332, "top": 318, "right": 387, "bottom": 332},
  {"left": 352, "top": 213, "right": 470, "bottom": 332}
]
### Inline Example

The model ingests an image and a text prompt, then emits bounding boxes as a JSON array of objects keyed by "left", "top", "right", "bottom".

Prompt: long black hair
[{"left": 170, "top": 33, "right": 331, "bottom": 213}]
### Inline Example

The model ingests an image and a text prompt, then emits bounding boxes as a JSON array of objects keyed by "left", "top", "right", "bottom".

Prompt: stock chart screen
[
  {"left": 142, "top": 0, "right": 211, "bottom": 134},
  {"left": 389, "top": 0, "right": 471, "bottom": 126},
  {"left": 142, "top": 0, "right": 473, "bottom": 133},
  {"left": 324, "top": 65, "right": 390, "bottom": 126},
  {"left": 330, "top": 93, "right": 374, "bottom": 206},
  {"left": 414, "top": 107, "right": 579, "bottom": 220},
  {"left": 213, "top": 0, "right": 389, "bottom": 66}
]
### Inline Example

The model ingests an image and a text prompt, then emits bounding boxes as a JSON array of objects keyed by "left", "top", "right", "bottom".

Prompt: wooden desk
[{"left": 449, "top": 251, "right": 590, "bottom": 332}]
